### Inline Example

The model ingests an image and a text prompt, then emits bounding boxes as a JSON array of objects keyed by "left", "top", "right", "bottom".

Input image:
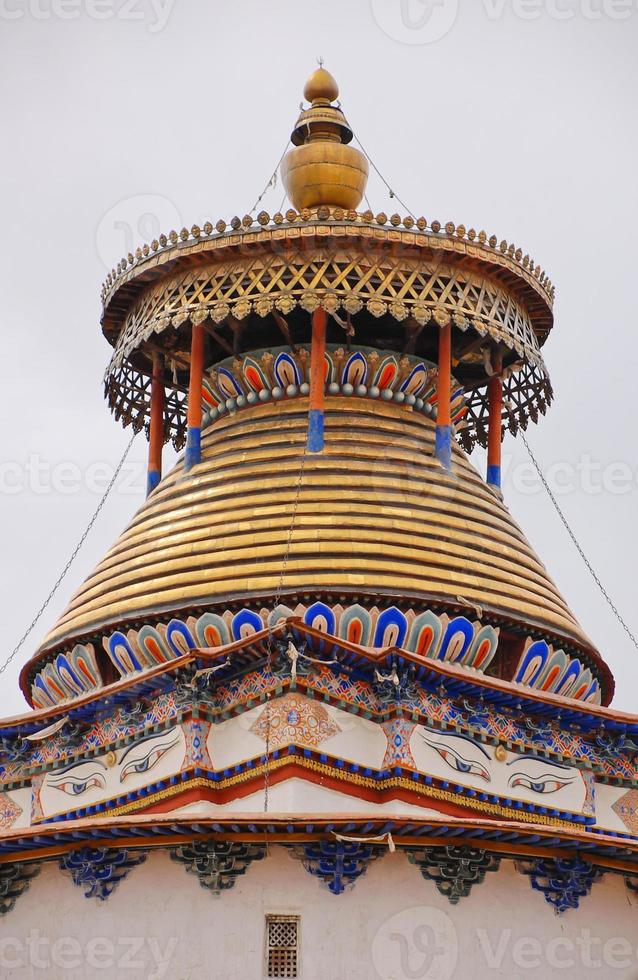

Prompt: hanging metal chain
[
  {"left": 521, "top": 431, "right": 638, "bottom": 651},
  {"left": 0, "top": 433, "right": 138, "bottom": 677},
  {"left": 264, "top": 442, "right": 309, "bottom": 816},
  {"left": 248, "top": 139, "right": 291, "bottom": 215},
  {"left": 263, "top": 690, "right": 272, "bottom": 819},
  {"left": 272, "top": 447, "right": 308, "bottom": 617},
  {"left": 340, "top": 112, "right": 417, "bottom": 220}
]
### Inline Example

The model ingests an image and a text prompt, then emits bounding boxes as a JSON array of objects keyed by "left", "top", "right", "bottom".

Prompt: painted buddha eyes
[
  {"left": 119, "top": 737, "right": 178, "bottom": 783},
  {"left": 420, "top": 732, "right": 577, "bottom": 797},
  {"left": 508, "top": 773, "right": 574, "bottom": 795},
  {"left": 50, "top": 773, "right": 104, "bottom": 797},
  {"left": 49, "top": 733, "right": 181, "bottom": 797},
  {"left": 423, "top": 738, "right": 490, "bottom": 782}
]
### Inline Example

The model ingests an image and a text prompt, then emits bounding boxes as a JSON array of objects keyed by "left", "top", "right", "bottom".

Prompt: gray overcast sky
[{"left": 1, "top": 0, "right": 637, "bottom": 715}]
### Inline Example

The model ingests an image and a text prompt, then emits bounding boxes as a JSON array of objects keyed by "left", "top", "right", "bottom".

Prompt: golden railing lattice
[
  {"left": 107, "top": 249, "right": 545, "bottom": 374},
  {"left": 103, "top": 246, "right": 552, "bottom": 448}
]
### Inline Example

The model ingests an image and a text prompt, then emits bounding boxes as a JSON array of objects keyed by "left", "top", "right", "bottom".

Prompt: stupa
[{"left": 1, "top": 68, "right": 637, "bottom": 979}]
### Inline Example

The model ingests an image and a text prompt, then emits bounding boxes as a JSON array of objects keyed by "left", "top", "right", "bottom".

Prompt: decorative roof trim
[
  {"left": 100, "top": 211, "right": 555, "bottom": 319},
  {"left": 5, "top": 622, "right": 630, "bottom": 741}
]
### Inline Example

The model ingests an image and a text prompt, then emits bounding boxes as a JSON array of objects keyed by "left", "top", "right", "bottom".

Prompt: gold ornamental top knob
[
  {"left": 282, "top": 67, "right": 369, "bottom": 211},
  {"left": 303, "top": 66, "right": 339, "bottom": 104}
]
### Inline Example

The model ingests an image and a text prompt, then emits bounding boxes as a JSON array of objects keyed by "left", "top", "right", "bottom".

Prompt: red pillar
[
  {"left": 307, "top": 306, "right": 327, "bottom": 453},
  {"left": 146, "top": 352, "right": 165, "bottom": 496},
  {"left": 435, "top": 320, "right": 452, "bottom": 470},
  {"left": 185, "top": 323, "right": 205, "bottom": 471},
  {"left": 487, "top": 349, "right": 503, "bottom": 489}
]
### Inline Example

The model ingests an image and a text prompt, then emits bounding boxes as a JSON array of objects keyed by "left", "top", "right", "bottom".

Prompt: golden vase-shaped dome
[
  {"left": 34, "top": 397, "right": 595, "bottom": 659},
  {"left": 281, "top": 68, "right": 369, "bottom": 211}
]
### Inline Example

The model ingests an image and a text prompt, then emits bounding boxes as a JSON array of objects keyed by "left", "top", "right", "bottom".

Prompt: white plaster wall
[
  {"left": 170, "top": 779, "right": 445, "bottom": 816},
  {"left": 208, "top": 700, "right": 386, "bottom": 770},
  {"left": 3, "top": 847, "right": 638, "bottom": 980}
]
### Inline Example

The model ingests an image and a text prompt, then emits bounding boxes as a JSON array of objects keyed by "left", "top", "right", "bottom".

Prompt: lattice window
[{"left": 266, "top": 915, "right": 299, "bottom": 978}]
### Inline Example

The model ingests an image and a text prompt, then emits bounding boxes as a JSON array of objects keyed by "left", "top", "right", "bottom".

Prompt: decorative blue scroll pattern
[
  {"left": 408, "top": 846, "right": 501, "bottom": 904},
  {"left": 0, "top": 845, "right": 633, "bottom": 915},
  {"left": 59, "top": 847, "right": 148, "bottom": 901},
  {"left": 295, "top": 841, "right": 382, "bottom": 895},
  {"left": 519, "top": 857, "right": 603, "bottom": 914},
  {"left": 0, "top": 862, "right": 40, "bottom": 915},
  {"left": 170, "top": 841, "right": 266, "bottom": 894}
]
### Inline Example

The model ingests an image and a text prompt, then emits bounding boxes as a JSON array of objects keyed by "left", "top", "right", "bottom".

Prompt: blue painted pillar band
[
  {"left": 487, "top": 464, "right": 501, "bottom": 489},
  {"left": 146, "top": 469, "right": 161, "bottom": 496},
  {"left": 307, "top": 408, "right": 325, "bottom": 453},
  {"left": 184, "top": 427, "right": 201, "bottom": 472},
  {"left": 435, "top": 424, "right": 452, "bottom": 471}
]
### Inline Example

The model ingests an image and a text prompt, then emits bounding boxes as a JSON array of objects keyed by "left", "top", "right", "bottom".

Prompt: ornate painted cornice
[{"left": 25, "top": 605, "right": 605, "bottom": 711}]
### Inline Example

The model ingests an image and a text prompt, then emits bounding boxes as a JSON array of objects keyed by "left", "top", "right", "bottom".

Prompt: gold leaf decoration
[
  {"left": 275, "top": 294, "right": 296, "bottom": 315},
  {"left": 300, "top": 291, "right": 320, "bottom": 314},
  {"left": 232, "top": 299, "right": 252, "bottom": 320},
  {"left": 433, "top": 307, "right": 451, "bottom": 328},
  {"left": 367, "top": 298, "right": 387, "bottom": 318},
  {"left": 211, "top": 302, "right": 230, "bottom": 324},
  {"left": 343, "top": 295, "right": 363, "bottom": 315},
  {"left": 412, "top": 303, "right": 432, "bottom": 326},
  {"left": 254, "top": 297, "right": 274, "bottom": 318},
  {"left": 389, "top": 300, "right": 408, "bottom": 322},
  {"left": 322, "top": 294, "right": 340, "bottom": 315}
]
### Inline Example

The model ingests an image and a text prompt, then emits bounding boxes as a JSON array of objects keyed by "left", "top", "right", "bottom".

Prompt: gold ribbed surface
[{"left": 39, "top": 398, "right": 592, "bottom": 652}]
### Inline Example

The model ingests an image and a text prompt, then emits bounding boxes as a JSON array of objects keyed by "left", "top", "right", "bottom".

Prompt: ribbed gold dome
[{"left": 37, "top": 398, "right": 593, "bottom": 657}]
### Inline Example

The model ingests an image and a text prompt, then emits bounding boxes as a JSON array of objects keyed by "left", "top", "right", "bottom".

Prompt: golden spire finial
[
  {"left": 281, "top": 68, "right": 369, "bottom": 211},
  {"left": 303, "top": 65, "right": 339, "bottom": 105}
]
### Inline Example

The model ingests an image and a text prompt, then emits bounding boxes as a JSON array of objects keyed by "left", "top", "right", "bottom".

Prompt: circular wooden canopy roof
[
  {"left": 99, "top": 209, "right": 555, "bottom": 454},
  {"left": 26, "top": 396, "right": 612, "bottom": 700}
]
